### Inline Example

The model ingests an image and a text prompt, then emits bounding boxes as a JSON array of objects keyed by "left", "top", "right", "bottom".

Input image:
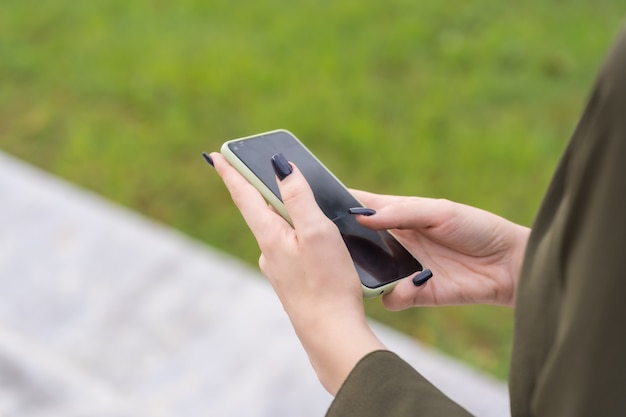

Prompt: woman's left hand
[{"left": 211, "top": 152, "right": 386, "bottom": 395}]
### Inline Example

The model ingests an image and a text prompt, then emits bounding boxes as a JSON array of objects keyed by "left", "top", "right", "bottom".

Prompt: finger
[
  {"left": 382, "top": 275, "right": 436, "bottom": 310},
  {"left": 271, "top": 154, "right": 334, "bottom": 234},
  {"left": 212, "top": 152, "right": 288, "bottom": 239},
  {"left": 356, "top": 197, "right": 453, "bottom": 231},
  {"left": 349, "top": 190, "right": 448, "bottom": 230}
]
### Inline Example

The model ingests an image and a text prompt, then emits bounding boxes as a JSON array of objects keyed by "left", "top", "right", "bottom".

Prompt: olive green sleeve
[
  {"left": 510, "top": 26, "right": 626, "bottom": 416},
  {"left": 325, "top": 350, "right": 472, "bottom": 417}
]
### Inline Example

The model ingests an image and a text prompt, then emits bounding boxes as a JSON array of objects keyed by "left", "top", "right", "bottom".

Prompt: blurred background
[{"left": 1, "top": 0, "right": 624, "bottom": 380}]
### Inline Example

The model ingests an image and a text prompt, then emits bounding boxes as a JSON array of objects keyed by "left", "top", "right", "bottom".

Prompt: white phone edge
[{"left": 220, "top": 129, "right": 403, "bottom": 299}]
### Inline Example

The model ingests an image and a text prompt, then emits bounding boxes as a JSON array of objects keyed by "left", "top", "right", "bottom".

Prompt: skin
[
  {"left": 210, "top": 152, "right": 530, "bottom": 396},
  {"left": 352, "top": 190, "right": 530, "bottom": 310}
]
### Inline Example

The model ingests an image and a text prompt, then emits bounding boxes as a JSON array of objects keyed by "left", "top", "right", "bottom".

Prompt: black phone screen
[{"left": 227, "top": 130, "right": 423, "bottom": 290}]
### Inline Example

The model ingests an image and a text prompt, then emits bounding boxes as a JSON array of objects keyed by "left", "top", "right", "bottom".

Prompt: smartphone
[{"left": 221, "top": 129, "right": 424, "bottom": 298}]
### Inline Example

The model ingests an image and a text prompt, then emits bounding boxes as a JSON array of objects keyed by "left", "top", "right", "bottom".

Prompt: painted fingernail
[
  {"left": 202, "top": 152, "right": 214, "bottom": 168},
  {"left": 348, "top": 207, "right": 377, "bottom": 216},
  {"left": 413, "top": 269, "right": 433, "bottom": 287},
  {"left": 271, "top": 153, "right": 293, "bottom": 181}
]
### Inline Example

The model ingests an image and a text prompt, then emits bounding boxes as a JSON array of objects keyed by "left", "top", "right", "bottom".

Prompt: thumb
[{"left": 271, "top": 153, "right": 330, "bottom": 232}]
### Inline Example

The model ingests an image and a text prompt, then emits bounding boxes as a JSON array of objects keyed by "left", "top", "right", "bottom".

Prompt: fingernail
[
  {"left": 413, "top": 269, "right": 433, "bottom": 287},
  {"left": 271, "top": 153, "right": 293, "bottom": 181},
  {"left": 348, "top": 207, "right": 377, "bottom": 216},
  {"left": 202, "top": 152, "right": 214, "bottom": 168}
]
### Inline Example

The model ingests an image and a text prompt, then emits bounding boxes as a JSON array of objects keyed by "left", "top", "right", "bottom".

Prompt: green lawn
[{"left": 1, "top": 0, "right": 624, "bottom": 379}]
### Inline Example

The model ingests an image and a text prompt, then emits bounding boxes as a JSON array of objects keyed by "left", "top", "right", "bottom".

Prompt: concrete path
[{"left": 0, "top": 151, "right": 510, "bottom": 417}]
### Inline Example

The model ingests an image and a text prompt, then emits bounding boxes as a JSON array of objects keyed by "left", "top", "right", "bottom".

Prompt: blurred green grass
[{"left": 1, "top": 0, "right": 624, "bottom": 379}]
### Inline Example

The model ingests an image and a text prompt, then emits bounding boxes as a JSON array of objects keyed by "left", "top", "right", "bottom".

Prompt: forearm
[{"left": 290, "top": 309, "right": 386, "bottom": 395}]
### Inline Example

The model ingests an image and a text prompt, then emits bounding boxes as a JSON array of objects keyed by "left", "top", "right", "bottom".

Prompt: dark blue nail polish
[
  {"left": 202, "top": 152, "right": 214, "bottom": 167},
  {"left": 413, "top": 269, "right": 433, "bottom": 287},
  {"left": 271, "top": 153, "right": 292, "bottom": 181},
  {"left": 348, "top": 207, "right": 377, "bottom": 216}
]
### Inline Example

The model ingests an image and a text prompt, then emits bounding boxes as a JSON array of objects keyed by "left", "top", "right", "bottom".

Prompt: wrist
[
  {"left": 505, "top": 224, "right": 531, "bottom": 307},
  {"left": 291, "top": 304, "right": 386, "bottom": 395}
]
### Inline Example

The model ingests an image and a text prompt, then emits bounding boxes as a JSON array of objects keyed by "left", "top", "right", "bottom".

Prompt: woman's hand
[
  {"left": 211, "top": 153, "right": 385, "bottom": 395},
  {"left": 352, "top": 190, "right": 530, "bottom": 310}
]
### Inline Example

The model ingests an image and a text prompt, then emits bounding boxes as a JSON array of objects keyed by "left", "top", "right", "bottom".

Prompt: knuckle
[
  {"left": 434, "top": 198, "right": 456, "bottom": 213},
  {"left": 419, "top": 198, "right": 457, "bottom": 226},
  {"left": 228, "top": 186, "right": 246, "bottom": 207},
  {"left": 298, "top": 219, "right": 337, "bottom": 245},
  {"left": 281, "top": 182, "right": 308, "bottom": 207},
  {"left": 258, "top": 254, "right": 269, "bottom": 275}
]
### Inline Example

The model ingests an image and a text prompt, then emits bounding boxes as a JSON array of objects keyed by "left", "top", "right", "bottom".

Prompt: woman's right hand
[{"left": 351, "top": 190, "right": 530, "bottom": 310}]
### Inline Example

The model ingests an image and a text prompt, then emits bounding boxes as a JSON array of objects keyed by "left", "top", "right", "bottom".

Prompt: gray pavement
[{"left": 0, "top": 151, "right": 510, "bottom": 416}]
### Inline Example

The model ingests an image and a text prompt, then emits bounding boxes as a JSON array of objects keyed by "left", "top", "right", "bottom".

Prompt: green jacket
[{"left": 327, "top": 27, "right": 626, "bottom": 417}]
